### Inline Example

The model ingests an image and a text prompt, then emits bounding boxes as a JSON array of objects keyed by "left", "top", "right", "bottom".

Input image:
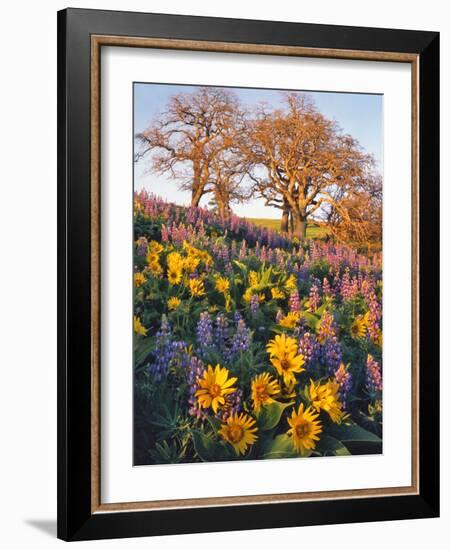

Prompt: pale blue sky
[{"left": 134, "top": 83, "right": 383, "bottom": 219}]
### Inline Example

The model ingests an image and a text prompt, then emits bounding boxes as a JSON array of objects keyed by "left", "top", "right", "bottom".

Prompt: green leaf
[
  {"left": 301, "top": 311, "right": 320, "bottom": 330},
  {"left": 261, "top": 434, "right": 303, "bottom": 459},
  {"left": 316, "top": 435, "right": 351, "bottom": 456},
  {"left": 205, "top": 416, "right": 222, "bottom": 433},
  {"left": 257, "top": 401, "right": 293, "bottom": 431},
  {"left": 134, "top": 336, "right": 155, "bottom": 366},
  {"left": 191, "top": 430, "right": 230, "bottom": 462},
  {"left": 315, "top": 303, "right": 328, "bottom": 316},
  {"left": 327, "top": 423, "right": 382, "bottom": 443}
]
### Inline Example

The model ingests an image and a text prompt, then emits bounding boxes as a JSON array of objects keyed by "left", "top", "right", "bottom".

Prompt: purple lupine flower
[
  {"left": 226, "top": 317, "right": 252, "bottom": 359},
  {"left": 322, "top": 277, "right": 333, "bottom": 297},
  {"left": 186, "top": 355, "right": 205, "bottom": 419},
  {"left": 196, "top": 312, "right": 213, "bottom": 356},
  {"left": 220, "top": 246, "right": 230, "bottom": 263},
  {"left": 334, "top": 363, "right": 352, "bottom": 409},
  {"left": 332, "top": 270, "right": 342, "bottom": 294},
  {"left": 340, "top": 268, "right": 353, "bottom": 301},
  {"left": 214, "top": 313, "right": 229, "bottom": 351},
  {"left": 366, "top": 354, "right": 382, "bottom": 392},
  {"left": 233, "top": 311, "right": 243, "bottom": 323},
  {"left": 365, "top": 289, "right": 382, "bottom": 344},
  {"left": 289, "top": 289, "right": 301, "bottom": 313},
  {"left": 239, "top": 240, "right": 247, "bottom": 260},
  {"left": 148, "top": 316, "right": 188, "bottom": 380},
  {"left": 161, "top": 224, "right": 169, "bottom": 243},
  {"left": 316, "top": 311, "right": 337, "bottom": 344},
  {"left": 216, "top": 388, "right": 243, "bottom": 421},
  {"left": 308, "top": 283, "right": 321, "bottom": 312},
  {"left": 321, "top": 335, "right": 343, "bottom": 374},
  {"left": 250, "top": 294, "right": 260, "bottom": 315},
  {"left": 298, "top": 331, "right": 320, "bottom": 370}
]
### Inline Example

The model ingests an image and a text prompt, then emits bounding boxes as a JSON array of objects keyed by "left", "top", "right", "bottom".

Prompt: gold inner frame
[{"left": 90, "top": 35, "right": 419, "bottom": 514}]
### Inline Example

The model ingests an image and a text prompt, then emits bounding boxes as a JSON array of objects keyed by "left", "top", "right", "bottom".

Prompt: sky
[{"left": 134, "top": 83, "right": 383, "bottom": 219}]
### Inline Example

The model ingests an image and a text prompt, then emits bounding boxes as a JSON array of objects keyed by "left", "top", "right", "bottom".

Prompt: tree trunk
[
  {"left": 191, "top": 184, "right": 204, "bottom": 207},
  {"left": 292, "top": 211, "right": 307, "bottom": 241},
  {"left": 191, "top": 161, "right": 203, "bottom": 207},
  {"left": 217, "top": 201, "right": 226, "bottom": 219},
  {"left": 281, "top": 208, "right": 289, "bottom": 233}
]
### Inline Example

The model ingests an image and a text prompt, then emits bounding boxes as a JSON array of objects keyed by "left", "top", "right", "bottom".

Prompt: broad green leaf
[
  {"left": 301, "top": 311, "right": 320, "bottom": 330},
  {"left": 233, "top": 260, "right": 247, "bottom": 275},
  {"left": 261, "top": 434, "right": 305, "bottom": 459},
  {"left": 191, "top": 430, "right": 230, "bottom": 462},
  {"left": 316, "top": 435, "right": 351, "bottom": 456},
  {"left": 315, "top": 303, "right": 328, "bottom": 316},
  {"left": 205, "top": 416, "right": 221, "bottom": 433},
  {"left": 134, "top": 336, "right": 155, "bottom": 366},
  {"left": 327, "top": 423, "right": 382, "bottom": 444},
  {"left": 257, "top": 401, "right": 294, "bottom": 431}
]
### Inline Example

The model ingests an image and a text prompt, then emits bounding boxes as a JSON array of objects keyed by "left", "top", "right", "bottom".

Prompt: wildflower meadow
[{"left": 133, "top": 192, "right": 383, "bottom": 465}]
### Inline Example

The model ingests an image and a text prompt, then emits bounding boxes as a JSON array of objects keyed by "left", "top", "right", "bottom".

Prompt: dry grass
[{"left": 247, "top": 218, "right": 329, "bottom": 240}]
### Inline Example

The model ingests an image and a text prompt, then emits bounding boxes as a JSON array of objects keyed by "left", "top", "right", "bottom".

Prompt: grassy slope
[{"left": 247, "top": 218, "right": 329, "bottom": 239}]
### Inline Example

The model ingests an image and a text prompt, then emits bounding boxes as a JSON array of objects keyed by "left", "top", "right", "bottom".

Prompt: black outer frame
[{"left": 57, "top": 8, "right": 439, "bottom": 542}]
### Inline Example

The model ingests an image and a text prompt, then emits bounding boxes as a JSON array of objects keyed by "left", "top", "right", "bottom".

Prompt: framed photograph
[{"left": 57, "top": 8, "right": 439, "bottom": 541}]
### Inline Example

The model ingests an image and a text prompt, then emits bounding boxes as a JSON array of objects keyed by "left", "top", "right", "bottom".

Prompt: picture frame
[{"left": 57, "top": 7, "right": 439, "bottom": 541}]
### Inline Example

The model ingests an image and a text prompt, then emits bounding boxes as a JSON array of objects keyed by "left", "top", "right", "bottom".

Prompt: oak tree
[
  {"left": 135, "top": 87, "right": 244, "bottom": 209},
  {"left": 243, "top": 94, "right": 377, "bottom": 240}
]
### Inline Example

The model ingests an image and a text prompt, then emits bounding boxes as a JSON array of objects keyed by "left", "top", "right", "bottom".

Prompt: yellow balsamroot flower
[
  {"left": 280, "top": 379, "right": 297, "bottom": 400},
  {"left": 195, "top": 364, "right": 238, "bottom": 413},
  {"left": 270, "top": 351, "right": 305, "bottom": 386},
  {"left": 251, "top": 372, "right": 280, "bottom": 412},
  {"left": 148, "top": 259, "right": 163, "bottom": 276},
  {"left": 199, "top": 250, "right": 213, "bottom": 266},
  {"left": 350, "top": 314, "right": 368, "bottom": 339},
  {"left": 134, "top": 272, "right": 147, "bottom": 288},
  {"left": 215, "top": 276, "right": 230, "bottom": 294},
  {"left": 183, "top": 240, "right": 196, "bottom": 254},
  {"left": 218, "top": 412, "right": 258, "bottom": 456},
  {"left": 167, "top": 251, "right": 183, "bottom": 270},
  {"left": 146, "top": 251, "right": 160, "bottom": 266},
  {"left": 287, "top": 403, "right": 323, "bottom": 455},
  {"left": 248, "top": 271, "right": 259, "bottom": 287},
  {"left": 183, "top": 241, "right": 212, "bottom": 266},
  {"left": 148, "top": 240, "right": 163, "bottom": 254},
  {"left": 266, "top": 334, "right": 305, "bottom": 386},
  {"left": 189, "top": 278, "right": 206, "bottom": 297},
  {"left": 278, "top": 312, "right": 301, "bottom": 329},
  {"left": 133, "top": 315, "right": 147, "bottom": 336},
  {"left": 167, "top": 268, "right": 182, "bottom": 285},
  {"left": 285, "top": 274, "right": 297, "bottom": 290},
  {"left": 167, "top": 297, "right": 181, "bottom": 311},
  {"left": 266, "top": 333, "right": 298, "bottom": 358},
  {"left": 183, "top": 255, "right": 200, "bottom": 274},
  {"left": 308, "top": 379, "right": 345, "bottom": 424},
  {"left": 368, "top": 400, "right": 383, "bottom": 416},
  {"left": 271, "top": 287, "right": 285, "bottom": 300}
]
